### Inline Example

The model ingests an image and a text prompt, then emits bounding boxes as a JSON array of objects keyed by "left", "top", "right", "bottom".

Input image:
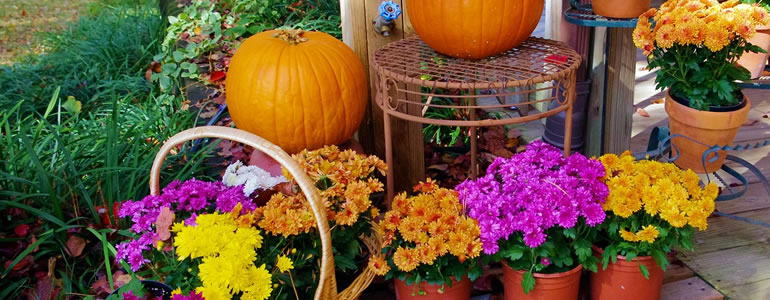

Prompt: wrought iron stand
[{"left": 372, "top": 37, "right": 582, "bottom": 200}]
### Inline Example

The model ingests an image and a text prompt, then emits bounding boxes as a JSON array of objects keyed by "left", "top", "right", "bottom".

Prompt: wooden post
[
  {"left": 603, "top": 27, "right": 636, "bottom": 154},
  {"left": 585, "top": 27, "right": 607, "bottom": 157},
  {"left": 341, "top": 0, "right": 425, "bottom": 194}
]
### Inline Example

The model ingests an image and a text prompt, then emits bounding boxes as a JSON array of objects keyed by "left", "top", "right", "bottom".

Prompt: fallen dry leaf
[
  {"left": 65, "top": 235, "right": 86, "bottom": 257},
  {"left": 636, "top": 108, "right": 651, "bottom": 117},
  {"left": 154, "top": 207, "right": 175, "bottom": 241},
  {"left": 427, "top": 164, "right": 449, "bottom": 171},
  {"left": 652, "top": 98, "right": 665, "bottom": 104},
  {"left": 743, "top": 119, "right": 759, "bottom": 126}
]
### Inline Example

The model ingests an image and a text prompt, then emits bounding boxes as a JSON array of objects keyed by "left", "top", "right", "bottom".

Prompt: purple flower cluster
[
  {"left": 457, "top": 141, "right": 608, "bottom": 254},
  {"left": 172, "top": 291, "right": 205, "bottom": 300},
  {"left": 116, "top": 179, "right": 255, "bottom": 271}
]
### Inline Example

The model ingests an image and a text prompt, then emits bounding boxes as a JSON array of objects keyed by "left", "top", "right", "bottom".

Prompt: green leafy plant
[{"left": 633, "top": 0, "right": 770, "bottom": 110}]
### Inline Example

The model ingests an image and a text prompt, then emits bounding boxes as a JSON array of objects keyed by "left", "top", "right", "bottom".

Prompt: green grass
[
  {"left": 0, "top": 1, "right": 221, "bottom": 298},
  {"left": 0, "top": 1, "right": 163, "bottom": 115},
  {"left": 0, "top": 0, "right": 93, "bottom": 65}
]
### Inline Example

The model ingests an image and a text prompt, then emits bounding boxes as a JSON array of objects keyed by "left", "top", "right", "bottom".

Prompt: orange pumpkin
[
  {"left": 225, "top": 30, "right": 368, "bottom": 154},
  {"left": 406, "top": 0, "right": 545, "bottom": 59}
]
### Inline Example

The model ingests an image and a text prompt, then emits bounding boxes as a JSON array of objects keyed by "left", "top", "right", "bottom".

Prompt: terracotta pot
[
  {"left": 503, "top": 263, "right": 582, "bottom": 300},
  {"left": 394, "top": 276, "right": 471, "bottom": 300},
  {"left": 592, "top": 0, "right": 652, "bottom": 19},
  {"left": 590, "top": 246, "right": 664, "bottom": 300},
  {"left": 737, "top": 26, "right": 770, "bottom": 79},
  {"left": 665, "top": 91, "right": 751, "bottom": 173}
]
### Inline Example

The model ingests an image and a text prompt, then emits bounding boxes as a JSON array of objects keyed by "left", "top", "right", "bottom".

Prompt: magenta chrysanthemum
[
  {"left": 457, "top": 141, "right": 608, "bottom": 254},
  {"left": 116, "top": 179, "right": 255, "bottom": 271}
]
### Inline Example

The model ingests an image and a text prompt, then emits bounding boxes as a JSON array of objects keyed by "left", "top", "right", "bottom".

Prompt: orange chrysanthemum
[{"left": 380, "top": 180, "right": 482, "bottom": 272}]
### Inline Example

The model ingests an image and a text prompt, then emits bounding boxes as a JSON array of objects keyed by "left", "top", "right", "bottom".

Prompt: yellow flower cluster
[
  {"left": 620, "top": 225, "right": 660, "bottom": 243},
  {"left": 378, "top": 179, "right": 483, "bottom": 273},
  {"left": 258, "top": 146, "right": 387, "bottom": 236},
  {"left": 599, "top": 152, "right": 718, "bottom": 231},
  {"left": 172, "top": 209, "right": 273, "bottom": 300},
  {"left": 276, "top": 255, "right": 294, "bottom": 273},
  {"left": 633, "top": 0, "right": 770, "bottom": 54}
]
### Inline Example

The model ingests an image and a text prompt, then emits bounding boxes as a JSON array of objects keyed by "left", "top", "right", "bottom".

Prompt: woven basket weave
[{"left": 149, "top": 126, "right": 380, "bottom": 300}]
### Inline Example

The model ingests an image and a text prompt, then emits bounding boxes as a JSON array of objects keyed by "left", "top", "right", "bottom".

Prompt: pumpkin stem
[{"left": 273, "top": 29, "right": 308, "bottom": 45}]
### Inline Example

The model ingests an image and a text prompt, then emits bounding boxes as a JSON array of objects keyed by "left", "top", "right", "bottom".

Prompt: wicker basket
[{"left": 149, "top": 126, "right": 381, "bottom": 300}]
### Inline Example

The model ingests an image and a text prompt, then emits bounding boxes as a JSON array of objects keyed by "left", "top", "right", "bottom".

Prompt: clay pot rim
[
  {"left": 664, "top": 90, "right": 752, "bottom": 130},
  {"left": 756, "top": 25, "right": 770, "bottom": 32},
  {"left": 666, "top": 90, "right": 748, "bottom": 113},
  {"left": 591, "top": 245, "right": 656, "bottom": 262},
  {"left": 502, "top": 261, "right": 583, "bottom": 278}
]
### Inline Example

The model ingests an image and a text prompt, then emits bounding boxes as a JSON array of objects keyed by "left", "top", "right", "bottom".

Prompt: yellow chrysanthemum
[
  {"left": 636, "top": 225, "right": 660, "bottom": 243},
  {"left": 276, "top": 255, "right": 294, "bottom": 273},
  {"left": 174, "top": 212, "right": 272, "bottom": 300},
  {"left": 620, "top": 229, "right": 639, "bottom": 242},
  {"left": 368, "top": 255, "right": 390, "bottom": 276}
]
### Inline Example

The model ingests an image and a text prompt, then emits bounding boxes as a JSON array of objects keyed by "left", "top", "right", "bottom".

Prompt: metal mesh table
[{"left": 372, "top": 36, "right": 582, "bottom": 200}]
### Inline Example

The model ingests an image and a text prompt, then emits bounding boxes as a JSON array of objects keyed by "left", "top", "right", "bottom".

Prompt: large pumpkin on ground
[
  {"left": 225, "top": 30, "right": 368, "bottom": 154},
  {"left": 406, "top": 0, "right": 545, "bottom": 59}
]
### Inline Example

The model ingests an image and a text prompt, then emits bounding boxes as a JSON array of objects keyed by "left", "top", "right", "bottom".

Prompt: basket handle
[{"left": 149, "top": 126, "right": 337, "bottom": 300}]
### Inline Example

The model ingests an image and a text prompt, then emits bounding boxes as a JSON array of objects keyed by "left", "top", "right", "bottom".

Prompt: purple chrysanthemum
[
  {"left": 457, "top": 141, "right": 608, "bottom": 254},
  {"left": 116, "top": 179, "right": 257, "bottom": 271}
]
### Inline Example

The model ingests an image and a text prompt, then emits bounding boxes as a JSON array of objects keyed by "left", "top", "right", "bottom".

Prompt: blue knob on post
[{"left": 373, "top": 1, "right": 402, "bottom": 37}]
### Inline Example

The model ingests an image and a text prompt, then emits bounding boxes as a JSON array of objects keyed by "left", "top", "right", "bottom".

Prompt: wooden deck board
[
  {"left": 681, "top": 209, "right": 770, "bottom": 256},
  {"left": 679, "top": 244, "right": 770, "bottom": 291},
  {"left": 661, "top": 277, "right": 724, "bottom": 300},
  {"left": 715, "top": 183, "right": 770, "bottom": 215},
  {"left": 721, "top": 277, "right": 770, "bottom": 300}
]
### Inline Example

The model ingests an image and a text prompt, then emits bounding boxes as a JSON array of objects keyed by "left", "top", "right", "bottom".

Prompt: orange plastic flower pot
[
  {"left": 592, "top": 0, "right": 651, "bottom": 19},
  {"left": 665, "top": 91, "right": 751, "bottom": 173},
  {"left": 503, "top": 263, "right": 583, "bottom": 300},
  {"left": 394, "top": 276, "right": 471, "bottom": 300},
  {"left": 590, "top": 247, "right": 664, "bottom": 300}
]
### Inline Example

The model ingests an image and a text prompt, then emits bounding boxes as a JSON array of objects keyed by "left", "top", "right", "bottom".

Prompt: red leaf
[
  {"left": 208, "top": 71, "right": 226, "bottom": 82},
  {"left": 14, "top": 224, "right": 30, "bottom": 237},
  {"left": 28, "top": 277, "right": 54, "bottom": 300},
  {"left": 636, "top": 108, "right": 650, "bottom": 117},
  {"left": 545, "top": 55, "right": 568, "bottom": 64},
  {"left": 65, "top": 235, "right": 86, "bottom": 257},
  {"left": 5, "top": 255, "right": 33, "bottom": 271},
  {"left": 154, "top": 207, "right": 175, "bottom": 241},
  {"left": 95, "top": 202, "right": 121, "bottom": 226}
]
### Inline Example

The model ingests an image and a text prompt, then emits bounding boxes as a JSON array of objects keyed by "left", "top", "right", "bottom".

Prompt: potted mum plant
[
  {"left": 633, "top": 0, "right": 770, "bottom": 173},
  {"left": 592, "top": 152, "right": 719, "bottom": 300},
  {"left": 457, "top": 141, "right": 608, "bottom": 300},
  {"left": 739, "top": 0, "right": 770, "bottom": 78},
  {"left": 374, "top": 179, "right": 483, "bottom": 300}
]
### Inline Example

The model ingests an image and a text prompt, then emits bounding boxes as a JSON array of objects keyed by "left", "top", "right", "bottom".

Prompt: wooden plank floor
[{"left": 632, "top": 49, "right": 770, "bottom": 300}]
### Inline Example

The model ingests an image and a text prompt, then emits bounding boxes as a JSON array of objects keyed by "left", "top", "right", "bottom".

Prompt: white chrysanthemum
[{"left": 222, "top": 161, "right": 286, "bottom": 196}]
